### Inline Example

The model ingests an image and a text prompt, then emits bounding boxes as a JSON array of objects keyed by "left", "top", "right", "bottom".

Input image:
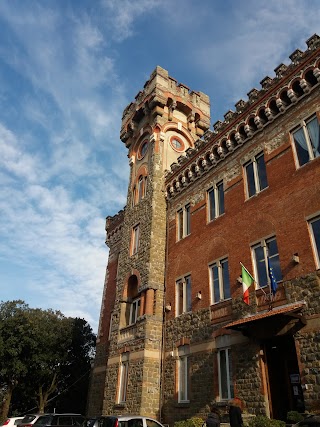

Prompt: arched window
[{"left": 132, "top": 170, "right": 147, "bottom": 206}]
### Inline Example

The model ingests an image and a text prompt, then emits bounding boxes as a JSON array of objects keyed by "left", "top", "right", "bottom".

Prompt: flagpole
[{"left": 264, "top": 244, "right": 273, "bottom": 300}]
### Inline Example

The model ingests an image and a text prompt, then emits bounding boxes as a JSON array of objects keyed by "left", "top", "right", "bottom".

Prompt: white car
[
  {"left": 90, "top": 415, "right": 166, "bottom": 427},
  {"left": 1, "top": 417, "right": 24, "bottom": 427}
]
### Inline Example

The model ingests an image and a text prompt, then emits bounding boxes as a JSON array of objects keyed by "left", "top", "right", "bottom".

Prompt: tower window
[
  {"left": 170, "top": 136, "right": 185, "bottom": 152},
  {"left": 131, "top": 224, "right": 140, "bottom": 256}
]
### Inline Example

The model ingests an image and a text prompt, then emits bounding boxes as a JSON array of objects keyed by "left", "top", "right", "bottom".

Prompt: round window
[
  {"left": 138, "top": 140, "right": 148, "bottom": 159},
  {"left": 170, "top": 137, "right": 185, "bottom": 152}
]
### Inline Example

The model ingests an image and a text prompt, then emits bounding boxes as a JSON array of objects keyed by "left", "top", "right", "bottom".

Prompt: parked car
[
  {"left": 33, "top": 414, "right": 85, "bottom": 427},
  {"left": 19, "top": 414, "right": 43, "bottom": 427},
  {"left": 1, "top": 417, "right": 24, "bottom": 427},
  {"left": 89, "top": 416, "right": 166, "bottom": 427},
  {"left": 293, "top": 415, "right": 320, "bottom": 427}
]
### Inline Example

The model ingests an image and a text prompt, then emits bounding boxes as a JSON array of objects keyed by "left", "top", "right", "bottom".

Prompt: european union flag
[{"left": 268, "top": 257, "right": 278, "bottom": 295}]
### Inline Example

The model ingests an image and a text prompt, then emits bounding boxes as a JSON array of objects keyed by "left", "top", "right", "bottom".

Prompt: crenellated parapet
[
  {"left": 105, "top": 209, "right": 125, "bottom": 248},
  {"left": 120, "top": 66, "right": 211, "bottom": 149},
  {"left": 165, "top": 33, "right": 320, "bottom": 198}
]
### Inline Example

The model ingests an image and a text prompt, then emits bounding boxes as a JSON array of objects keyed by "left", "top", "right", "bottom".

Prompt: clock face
[
  {"left": 170, "top": 137, "right": 185, "bottom": 152},
  {"left": 138, "top": 140, "right": 148, "bottom": 159}
]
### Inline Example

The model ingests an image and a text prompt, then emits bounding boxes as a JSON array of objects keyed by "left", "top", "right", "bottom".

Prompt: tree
[
  {"left": 0, "top": 301, "right": 36, "bottom": 422},
  {"left": 0, "top": 301, "right": 96, "bottom": 420}
]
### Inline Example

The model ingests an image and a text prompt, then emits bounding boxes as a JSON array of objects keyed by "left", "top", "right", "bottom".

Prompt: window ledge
[
  {"left": 175, "top": 402, "right": 190, "bottom": 408},
  {"left": 114, "top": 403, "right": 126, "bottom": 409}
]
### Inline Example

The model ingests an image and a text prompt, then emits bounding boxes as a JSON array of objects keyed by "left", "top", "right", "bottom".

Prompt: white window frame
[
  {"left": 308, "top": 215, "right": 320, "bottom": 269},
  {"left": 177, "top": 203, "right": 191, "bottom": 240},
  {"left": 178, "top": 345, "right": 190, "bottom": 403},
  {"left": 131, "top": 223, "right": 140, "bottom": 255},
  {"left": 218, "top": 347, "right": 234, "bottom": 401},
  {"left": 129, "top": 297, "right": 141, "bottom": 325},
  {"left": 244, "top": 152, "right": 268, "bottom": 198},
  {"left": 209, "top": 257, "right": 231, "bottom": 304},
  {"left": 291, "top": 114, "right": 320, "bottom": 167},
  {"left": 176, "top": 275, "right": 192, "bottom": 316},
  {"left": 251, "top": 236, "right": 281, "bottom": 289},
  {"left": 207, "top": 180, "right": 224, "bottom": 221},
  {"left": 118, "top": 353, "right": 129, "bottom": 403}
]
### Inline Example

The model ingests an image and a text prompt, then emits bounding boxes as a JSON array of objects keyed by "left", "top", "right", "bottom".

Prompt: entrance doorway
[{"left": 264, "top": 335, "right": 304, "bottom": 421}]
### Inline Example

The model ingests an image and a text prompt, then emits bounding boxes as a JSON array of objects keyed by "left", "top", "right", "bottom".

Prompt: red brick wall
[{"left": 165, "top": 92, "right": 320, "bottom": 319}]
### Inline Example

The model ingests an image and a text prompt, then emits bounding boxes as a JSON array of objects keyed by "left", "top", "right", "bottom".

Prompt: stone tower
[{"left": 88, "top": 66, "right": 210, "bottom": 418}]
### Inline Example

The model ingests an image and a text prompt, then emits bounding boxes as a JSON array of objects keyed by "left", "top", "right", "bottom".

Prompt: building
[{"left": 87, "top": 34, "right": 320, "bottom": 424}]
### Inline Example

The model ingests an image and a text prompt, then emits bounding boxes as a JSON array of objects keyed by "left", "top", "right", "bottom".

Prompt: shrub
[
  {"left": 287, "top": 412, "right": 304, "bottom": 423},
  {"left": 174, "top": 417, "right": 205, "bottom": 427},
  {"left": 247, "top": 415, "right": 286, "bottom": 427}
]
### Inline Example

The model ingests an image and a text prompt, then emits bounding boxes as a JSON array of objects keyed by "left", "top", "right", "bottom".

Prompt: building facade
[{"left": 87, "top": 34, "right": 320, "bottom": 424}]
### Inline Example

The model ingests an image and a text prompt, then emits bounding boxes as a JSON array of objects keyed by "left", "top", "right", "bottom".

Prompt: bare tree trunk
[{"left": 0, "top": 383, "right": 15, "bottom": 424}]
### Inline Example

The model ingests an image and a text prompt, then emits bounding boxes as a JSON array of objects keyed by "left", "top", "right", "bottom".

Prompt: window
[
  {"left": 132, "top": 175, "right": 147, "bottom": 206},
  {"left": 138, "top": 140, "right": 148, "bottom": 160},
  {"left": 209, "top": 258, "right": 231, "bottom": 303},
  {"left": 131, "top": 224, "right": 140, "bottom": 255},
  {"left": 176, "top": 275, "right": 192, "bottom": 315},
  {"left": 128, "top": 297, "right": 141, "bottom": 325},
  {"left": 137, "top": 175, "right": 146, "bottom": 202},
  {"left": 252, "top": 236, "right": 282, "bottom": 288},
  {"left": 218, "top": 348, "right": 234, "bottom": 400},
  {"left": 170, "top": 136, "right": 185, "bottom": 152},
  {"left": 309, "top": 216, "right": 320, "bottom": 269},
  {"left": 292, "top": 115, "right": 320, "bottom": 167},
  {"left": 178, "top": 345, "right": 190, "bottom": 402},
  {"left": 244, "top": 152, "right": 268, "bottom": 198},
  {"left": 177, "top": 204, "right": 191, "bottom": 240},
  {"left": 208, "top": 181, "right": 224, "bottom": 221},
  {"left": 118, "top": 353, "right": 129, "bottom": 403}
]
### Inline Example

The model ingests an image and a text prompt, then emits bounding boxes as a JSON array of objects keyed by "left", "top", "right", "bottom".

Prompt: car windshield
[
  {"left": 21, "top": 417, "right": 38, "bottom": 424},
  {"left": 34, "top": 417, "right": 52, "bottom": 426}
]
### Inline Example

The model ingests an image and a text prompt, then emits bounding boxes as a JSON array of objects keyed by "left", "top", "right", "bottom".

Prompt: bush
[
  {"left": 287, "top": 412, "right": 304, "bottom": 423},
  {"left": 247, "top": 415, "right": 286, "bottom": 427},
  {"left": 174, "top": 417, "right": 205, "bottom": 427}
]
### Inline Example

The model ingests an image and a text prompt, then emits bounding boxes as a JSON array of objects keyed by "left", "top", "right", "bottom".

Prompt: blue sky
[{"left": 0, "top": 0, "right": 319, "bottom": 332}]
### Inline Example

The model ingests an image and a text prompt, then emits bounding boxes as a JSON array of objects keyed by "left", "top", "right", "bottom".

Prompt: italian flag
[{"left": 242, "top": 264, "right": 254, "bottom": 305}]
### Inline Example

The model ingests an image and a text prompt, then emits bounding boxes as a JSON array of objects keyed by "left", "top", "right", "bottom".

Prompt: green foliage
[
  {"left": 0, "top": 300, "right": 96, "bottom": 419},
  {"left": 247, "top": 416, "right": 286, "bottom": 427},
  {"left": 174, "top": 417, "right": 205, "bottom": 427},
  {"left": 287, "top": 412, "right": 304, "bottom": 423}
]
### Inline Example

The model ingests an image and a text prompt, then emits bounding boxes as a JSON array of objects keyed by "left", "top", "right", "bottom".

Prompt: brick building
[{"left": 87, "top": 34, "right": 320, "bottom": 424}]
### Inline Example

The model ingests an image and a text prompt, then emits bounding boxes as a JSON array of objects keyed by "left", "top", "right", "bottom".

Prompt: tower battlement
[{"left": 120, "top": 66, "right": 211, "bottom": 147}]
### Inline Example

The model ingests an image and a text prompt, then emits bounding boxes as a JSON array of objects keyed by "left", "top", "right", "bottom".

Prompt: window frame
[
  {"left": 176, "top": 274, "right": 192, "bottom": 316},
  {"left": 251, "top": 236, "right": 282, "bottom": 289},
  {"left": 207, "top": 180, "right": 225, "bottom": 222},
  {"left": 118, "top": 353, "right": 129, "bottom": 403},
  {"left": 131, "top": 223, "right": 140, "bottom": 256},
  {"left": 218, "top": 347, "right": 234, "bottom": 401},
  {"left": 244, "top": 152, "right": 268, "bottom": 198},
  {"left": 177, "top": 345, "right": 190, "bottom": 403},
  {"left": 291, "top": 114, "right": 320, "bottom": 168},
  {"left": 177, "top": 203, "right": 191, "bottom": 241},
  {"left": 209, "top": 257, "right": 231, "bottom": 304},
  {"left": 129, "top": 297, "right": 141, "bottom": 325},
  {"left": 308, "top": 214, "right": 320, "bottom": 269}
]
